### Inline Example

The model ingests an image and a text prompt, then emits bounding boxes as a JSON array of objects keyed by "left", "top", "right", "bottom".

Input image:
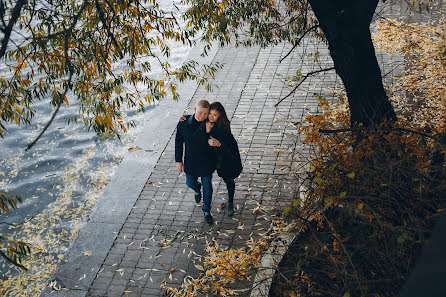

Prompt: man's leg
[
  {"left": 201, "top": 175, "right": 213, "bottom": 224},
  {"left": 186, "top": 174, "right": 202, "bottom": 203}
]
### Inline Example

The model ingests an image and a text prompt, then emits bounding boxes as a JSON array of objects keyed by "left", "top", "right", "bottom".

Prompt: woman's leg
[
  {"left": 223, "top": 177, "right": 235, "bottom": 203},
  {"left": 223, "top": 176, "right": 235, "bottom": 216}
]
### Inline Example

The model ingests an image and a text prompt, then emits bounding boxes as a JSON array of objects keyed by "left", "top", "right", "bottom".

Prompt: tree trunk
[{"left": 308, "top": 0, "right": 396, "bottom": 127}]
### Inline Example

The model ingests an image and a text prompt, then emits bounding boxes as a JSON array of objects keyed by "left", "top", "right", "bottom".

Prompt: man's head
[{"left": 194, "top": 100, "right": 210, "bottom": 122}]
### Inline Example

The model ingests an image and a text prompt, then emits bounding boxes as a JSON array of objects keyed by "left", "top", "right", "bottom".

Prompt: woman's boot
[{"left": 225, "top": 178, "right": 235, "bottom": 217}]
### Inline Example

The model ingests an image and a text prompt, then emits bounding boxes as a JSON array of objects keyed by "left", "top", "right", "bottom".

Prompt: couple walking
[{"left": 175, "top": 100, "right": 242, "bottom": 225}]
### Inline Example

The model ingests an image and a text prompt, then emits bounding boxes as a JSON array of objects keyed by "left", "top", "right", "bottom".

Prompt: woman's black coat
[{"left": 210, "top": 125, "right": 243, "bottom": 179}]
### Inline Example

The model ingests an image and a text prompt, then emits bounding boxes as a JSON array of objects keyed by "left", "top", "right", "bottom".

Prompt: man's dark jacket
[
  {"left": 210, "top": 125, "right": 243, "bottom": 179},
  {"left": 175, "top": 114, "right": 216, "bottom": 177}
]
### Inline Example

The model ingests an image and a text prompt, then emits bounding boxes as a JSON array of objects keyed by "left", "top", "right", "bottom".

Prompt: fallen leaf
[{"left": 128, "top": 146, "right": 141, "bottom": 152}]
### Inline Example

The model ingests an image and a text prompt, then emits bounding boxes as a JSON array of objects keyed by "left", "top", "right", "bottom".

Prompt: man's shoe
[
  {"left": 204, "top": 212, "right": 214, "bottom": 225},
  {"left": 227, "top": 202, "right": 234, "bottom": 217},
  {"left": 194, "top": 191, "right": 202, "bottom": 203}
]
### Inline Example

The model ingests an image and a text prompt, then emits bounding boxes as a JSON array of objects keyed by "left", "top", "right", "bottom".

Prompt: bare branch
[
  {"left": 280, "top": 25, "right": 319, "bottom": 63},
  {"left": 275, "top": 67, "right": 335, "bottom": 107},
  {"left": 0, "top": 0, "right": 27, "bottom": 59},
  {"left": 318, "top": 127, "right": 435, "bottom": 139}
]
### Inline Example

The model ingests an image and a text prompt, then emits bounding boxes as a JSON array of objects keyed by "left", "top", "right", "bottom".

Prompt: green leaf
[
  {"left": 346, "top": 172, "right": 355, "bottom": 179},
  {"left": 339, "top": 191, "right": 347, "bottom": 198},
  {"left": 397, "top": 235, "right": 405, "bottom": 244},
  {"left": 292, "top": 198, "right": 302, "bottom": 207},
  {"left": 343, "top": 293, "right": 351, "bottom": 297},
  {"left": 358, "top": 203, "right": 364, "bottom": 210},
  {"left": 283, "top": 207, "right": 292, "bottom": 216},
  {"left": 241, "top": 261, "right": 249, "bottom": 268},
  {"left": 313, "top": 176, "right": 324, "bottom": 185},
  {"left": 325, "top": 196, "right": 333, "bottom": 207}
]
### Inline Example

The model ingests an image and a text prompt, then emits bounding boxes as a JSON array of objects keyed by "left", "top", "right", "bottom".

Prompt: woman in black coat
[{"left": 206, "top": 102, "right": 242, "bottom": 217}]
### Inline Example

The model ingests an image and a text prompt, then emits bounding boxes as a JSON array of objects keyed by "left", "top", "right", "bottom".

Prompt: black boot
[
  {"left": 224, "top": 177, "right": 235, "bottom": 217},
  {"left": 227, "top": 202, "right": 234, "bottom": 217}
]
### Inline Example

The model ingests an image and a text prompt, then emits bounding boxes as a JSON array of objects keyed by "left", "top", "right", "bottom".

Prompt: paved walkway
[
  {"left": 41, "top": 16, "right": 404, "bottom": 297},
  {"left": 83, "top": 40, "right": 341, "bottom": 297},
  {"left": 37, "top": 3, "right": 443, "bottom": 297}
]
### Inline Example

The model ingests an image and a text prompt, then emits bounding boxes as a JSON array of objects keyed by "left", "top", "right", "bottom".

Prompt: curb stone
[
  {"left": 250, "top": 182, "right": 306, "bottom": 297},
  {"left": 250, "top": 233, "right": 297, "bottom": 297}
]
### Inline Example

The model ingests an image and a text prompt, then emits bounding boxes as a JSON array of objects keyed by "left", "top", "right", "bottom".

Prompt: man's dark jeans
[{"left": 186, "top": 174, "right": 212, "bottom": 213}]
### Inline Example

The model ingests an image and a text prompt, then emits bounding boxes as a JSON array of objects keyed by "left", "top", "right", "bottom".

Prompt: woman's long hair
[{"left": 210, "top": 102, "right": 231, "bottom": 132}]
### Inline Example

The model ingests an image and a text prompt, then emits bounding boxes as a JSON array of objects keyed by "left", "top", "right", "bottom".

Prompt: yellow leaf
[
  {"left": 64, "top": 95, "right": 70, "bottom": 107},
  {"left": 346, "top": 172, "right": 355, "bottom": 179}
]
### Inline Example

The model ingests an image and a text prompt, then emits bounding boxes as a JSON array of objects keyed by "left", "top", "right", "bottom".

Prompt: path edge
[{"left": 250, "top": 182, "right": 306, "bottom": 297}]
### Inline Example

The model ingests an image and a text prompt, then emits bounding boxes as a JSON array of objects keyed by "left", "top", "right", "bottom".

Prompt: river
[{"left": 0, "top": 1, "right": 200, "bottom": 295}]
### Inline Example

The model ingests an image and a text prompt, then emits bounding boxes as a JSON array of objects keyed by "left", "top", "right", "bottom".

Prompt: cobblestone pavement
[
  {"left": 83, "top": 37, "right": 345, "bottom": 296},
  {"left": 36, "top": 2, "right": 441, "bottom": 297},
  {"left": 83, "top": 8, "right": 409, "bottom": 296}
]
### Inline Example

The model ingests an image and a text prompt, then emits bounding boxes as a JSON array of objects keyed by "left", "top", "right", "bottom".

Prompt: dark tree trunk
[{"left": 308, "top": 0, "right": 396, "bottom": 127}]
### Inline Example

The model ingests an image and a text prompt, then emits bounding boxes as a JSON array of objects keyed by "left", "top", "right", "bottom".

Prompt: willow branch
[
  {"left": 275, "top": 67, "right": 335, "bottom": 107},
  {"left": 25, "top": 1, "right": 88, "bottom": 151},
  {"left": 95, "top": 0, "right": 123, "bottom": 58}
]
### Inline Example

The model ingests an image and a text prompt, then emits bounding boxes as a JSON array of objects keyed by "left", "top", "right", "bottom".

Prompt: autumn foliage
[
  {"left": 269, "top": 93, "right": 444, "bottom": 295},
  {"left": 267, "top": 13, "right": 446, "bottom": 296},
  {"left": 162, "top": 219, "right": 289, "bottom": 297}
]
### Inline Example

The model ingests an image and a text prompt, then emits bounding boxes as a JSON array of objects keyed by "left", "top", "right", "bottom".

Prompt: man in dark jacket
[{"left": 175, "top": 100, "right": 216, "bottom": 224}]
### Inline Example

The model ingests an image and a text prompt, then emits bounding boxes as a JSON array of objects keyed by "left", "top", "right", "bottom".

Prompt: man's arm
[{"left": 174, "top": 122, "right": 185, "bottom": 171}]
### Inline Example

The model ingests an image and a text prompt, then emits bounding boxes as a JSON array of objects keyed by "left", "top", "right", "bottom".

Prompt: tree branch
[
  {"left": 95, "top": 0, "right": 123, "bottom": 59},
  {"left": 0, "top": 0, "right": 27, "bottom": 59},
  {"left": 26, "top": 0, "right": 89, "bottom": 151},
  {"left": 0, "top": 250, "right": 28, "bottom": 270},
  {"left": 279, "top": 25, "right": 319, "bottom": 63},
  {"left": 318, "top": 127, "right": 435, "bottom": 139},
  {"left": 275, "top": 67, "right": 335, "bottom": 107}
]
